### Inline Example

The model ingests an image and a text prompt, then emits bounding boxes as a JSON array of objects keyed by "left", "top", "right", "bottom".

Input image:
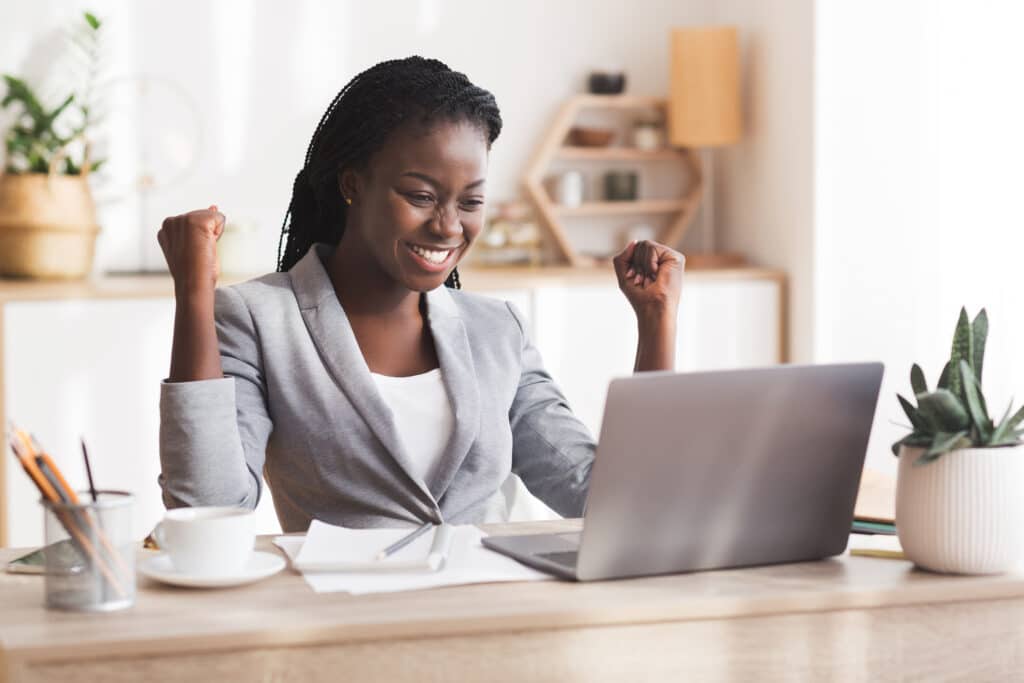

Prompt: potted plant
[
  {"left": 893, "top": 307, "right": 1024, "bottom": 574},
  {"left": 0, "top": 11, "right": 105, "bottom": 279}
]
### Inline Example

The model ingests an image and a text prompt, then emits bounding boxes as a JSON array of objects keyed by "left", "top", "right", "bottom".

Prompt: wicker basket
[{"left": 0, "top": 173, "right": 100, "bottom": 279}]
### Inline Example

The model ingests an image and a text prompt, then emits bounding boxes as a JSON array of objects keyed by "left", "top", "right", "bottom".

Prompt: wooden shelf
[
  {"left": 573, "top": 94, "right": 667, "bottom": 110},
  {"left": 557, "top": 147, "right": 682, "bottom": 161},
  {"left": 523, "top": 95, "right": 703, "bottom": 266},
  {"left": 554, "top": 199, "right": 691, "bottom": 217}
]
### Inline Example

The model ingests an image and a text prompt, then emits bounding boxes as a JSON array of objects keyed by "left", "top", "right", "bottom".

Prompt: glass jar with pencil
[{"left": 7, "top": 428, "right": 135, "bottom": 611}]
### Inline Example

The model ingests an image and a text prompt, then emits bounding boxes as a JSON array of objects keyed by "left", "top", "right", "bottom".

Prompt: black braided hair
[{"left": 276, "top": 56, "right": 502, "bottom": 289}]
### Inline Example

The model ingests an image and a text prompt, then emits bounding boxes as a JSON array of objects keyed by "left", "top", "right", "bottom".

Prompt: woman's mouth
[{"left": 405, "top": 242, "right": 458, "bottom": 272}]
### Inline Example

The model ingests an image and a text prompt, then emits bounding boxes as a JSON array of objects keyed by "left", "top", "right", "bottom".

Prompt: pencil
[
  {"left": 28, "top": 434, "right": 132, "bottom": 578},
  {"left": 376, "top": 521, "right": 433, "bottom": 561},
  {"left": 8, "top": 429, "right": 127, "bottom": 598},
  {"left": 81, "top": 438, "right": 98, "bottom": 502}
]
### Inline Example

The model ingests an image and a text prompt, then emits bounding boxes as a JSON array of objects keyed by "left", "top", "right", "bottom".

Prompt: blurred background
[{"left": 2, "top": 0, "right": 1023, "bottom": 545}]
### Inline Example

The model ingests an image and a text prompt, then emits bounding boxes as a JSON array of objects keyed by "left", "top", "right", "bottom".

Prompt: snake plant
[{"left": 893, "top": 308, "right": 1024, "bottom": 465}]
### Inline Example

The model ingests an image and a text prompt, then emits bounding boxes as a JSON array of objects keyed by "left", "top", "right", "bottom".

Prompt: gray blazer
[{"left": 159, "top": 244, "right": 595, "bottom": 531}]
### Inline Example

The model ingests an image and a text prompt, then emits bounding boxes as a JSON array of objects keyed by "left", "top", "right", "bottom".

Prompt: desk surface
[{"left": 3, "top": 519, "right": 1024, "bottom": 673}]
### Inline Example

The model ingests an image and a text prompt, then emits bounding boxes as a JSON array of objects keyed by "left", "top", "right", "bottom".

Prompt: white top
[{"left": 370, "top": 368, "right": 455, "bottom": 488}]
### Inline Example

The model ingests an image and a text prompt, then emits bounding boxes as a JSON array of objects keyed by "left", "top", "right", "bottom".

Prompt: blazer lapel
[
  {"left": 424, "top": 286, "right": 481, "bottom": 501},
  {"left": 289, "top": 245, "right": 438, "bottom": 514}
]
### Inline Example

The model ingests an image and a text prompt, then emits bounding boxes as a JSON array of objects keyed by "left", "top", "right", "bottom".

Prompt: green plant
[
  {"left": 2, "top": 11, "right": 105, "bottom": 175},
  {"left": 893, "top": 307, "right": 1024, "bottom": 465}
]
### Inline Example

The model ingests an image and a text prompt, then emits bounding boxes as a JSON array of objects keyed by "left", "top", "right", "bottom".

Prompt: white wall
[
  {"left": 4, "top": 0, "right": 714, "bottom": 274},
  {"left": 712, "top": 0, "right": 816, "bottom": 364},
  {"left": 815, "top": 0, "right": 1024, "bottom": 474}
]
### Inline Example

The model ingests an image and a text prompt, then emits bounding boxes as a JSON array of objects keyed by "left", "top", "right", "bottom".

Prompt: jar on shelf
[
  {"left": 603, "top": 170, "right": 638, "bottom": 201},
  {"left": 631, "top": 117, "right": 664, "bottom": 151},
  {"left": 553, "top": 170, "right": 585, "bottom": 206}
]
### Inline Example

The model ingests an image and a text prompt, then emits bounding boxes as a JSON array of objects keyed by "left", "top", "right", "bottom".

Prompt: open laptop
[{"left": 483, "top": 363, "right": 884, "bottom": 581}]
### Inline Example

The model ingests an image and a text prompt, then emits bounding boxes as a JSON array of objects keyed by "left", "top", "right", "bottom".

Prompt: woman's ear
[{"left": 338, "top": 169, "right": 361, "bottom": 204}]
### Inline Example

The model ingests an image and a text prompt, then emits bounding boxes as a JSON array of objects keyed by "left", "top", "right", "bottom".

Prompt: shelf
[
  {"left": 522, "top": 94, "right": 702, "bottom": 265},
  {"left": 557, "top": 147, "right": 682, "bottom": 161},
  {"left": 573, "top": 95, "right": 667, "bottom": 110},
  {"left": 554, "top": 199, "right": 691, "bottom": 217}
]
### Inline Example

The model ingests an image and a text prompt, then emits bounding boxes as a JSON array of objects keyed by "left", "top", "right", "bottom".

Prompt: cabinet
[{"left": 0, "top": 267, "right": 784, "bottom": 547}]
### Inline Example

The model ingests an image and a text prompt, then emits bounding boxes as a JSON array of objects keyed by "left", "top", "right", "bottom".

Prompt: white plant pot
[{"left": 896, "top": 444, "right": 1024, "bottom": 574}]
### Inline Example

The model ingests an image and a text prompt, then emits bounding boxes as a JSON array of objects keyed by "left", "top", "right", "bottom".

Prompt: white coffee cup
[{"left": 153, "top": 507, "right": 254, "bottom": 577}]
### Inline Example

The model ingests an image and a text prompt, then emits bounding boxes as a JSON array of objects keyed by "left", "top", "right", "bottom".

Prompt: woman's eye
[
  {"left": 459, "top": 198, "right": 485, "bottom": 212},
  {"left": 406, "top": 192, "right": 434, "bottom": 205}
]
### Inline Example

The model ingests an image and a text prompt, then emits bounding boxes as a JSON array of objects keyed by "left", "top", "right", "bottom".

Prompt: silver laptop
[{"left": 483, "top": 363, "right": 884, "bottom": 581}]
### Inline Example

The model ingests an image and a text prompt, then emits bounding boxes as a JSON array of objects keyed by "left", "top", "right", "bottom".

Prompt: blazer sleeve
[
  {"left": 158, "top": 286, "right": 273, "bottom": 510},
  {"left": 506, "top": 302, "right": 595, "bottom": 518}
]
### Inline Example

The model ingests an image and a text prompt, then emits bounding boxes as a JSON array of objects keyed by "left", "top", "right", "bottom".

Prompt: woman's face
[{"left": 340, "top": 119, "right": 489, "bottom": 292}]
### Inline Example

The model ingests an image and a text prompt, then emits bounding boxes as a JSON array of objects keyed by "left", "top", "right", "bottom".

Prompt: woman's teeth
[{"left": 409, "top": 244, "right": 452, "bottom": 264}]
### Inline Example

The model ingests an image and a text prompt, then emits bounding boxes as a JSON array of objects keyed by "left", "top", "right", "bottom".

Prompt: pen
[
  {"left": 426, "top": 524, "right": 453, "bottom": 571},
  {"left": 376, "top": 521, "right": 433, "bottom": 561}
]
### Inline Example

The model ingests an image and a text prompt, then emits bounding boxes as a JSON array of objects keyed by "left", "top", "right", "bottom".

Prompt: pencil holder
[{"left": 41, "top": 490, "right": 135, "bottom": 611}]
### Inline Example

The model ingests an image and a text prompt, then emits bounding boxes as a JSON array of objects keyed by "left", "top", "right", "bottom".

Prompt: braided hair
[{"left": 276, "top": 56, "right": 503, "bottom": 289}]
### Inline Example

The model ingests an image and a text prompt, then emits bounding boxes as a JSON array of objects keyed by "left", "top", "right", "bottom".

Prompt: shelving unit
[{"left": 523, "top": 94, "right": 703, "bottom": 266}]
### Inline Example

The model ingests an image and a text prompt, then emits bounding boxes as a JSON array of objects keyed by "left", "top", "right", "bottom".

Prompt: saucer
[{"left": 138, "top": 551, "right": 286, "bottom": 588}]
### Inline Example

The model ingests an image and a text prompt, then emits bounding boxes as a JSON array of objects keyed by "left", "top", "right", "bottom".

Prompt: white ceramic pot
[{"left": 896, "top": 444, "right": 1024, "bottom": 574}]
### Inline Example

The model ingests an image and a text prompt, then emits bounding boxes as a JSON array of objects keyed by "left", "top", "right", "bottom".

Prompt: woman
[{"left": 158, "top": 56, "right": 683, "bottom": 531}]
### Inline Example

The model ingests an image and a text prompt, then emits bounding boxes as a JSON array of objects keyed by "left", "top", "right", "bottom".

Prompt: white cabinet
[
  {"left": 0, "top": 270, "right": 783, "bottom": 547},
  {"left": 530, "top": 276, "right": 783, "bottom": 437}
]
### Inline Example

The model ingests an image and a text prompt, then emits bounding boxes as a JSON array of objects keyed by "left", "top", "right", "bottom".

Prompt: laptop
[{"left": 483, "top": 363, "right": 884, "bottom": 581}]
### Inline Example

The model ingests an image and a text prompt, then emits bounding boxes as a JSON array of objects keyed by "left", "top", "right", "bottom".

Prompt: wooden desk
[{"left": 4, "top": 520, "right": 1020, "bottom": 682}]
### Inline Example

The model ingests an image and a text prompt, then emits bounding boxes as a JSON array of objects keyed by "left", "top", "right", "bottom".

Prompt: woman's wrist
[
  {"left": 174, "top": 279, "right": 216, "bottom": 308},
  {"left": 634, "top": 306, "right": 677, "bottom": 372},
  {"left": 634, "top": 299, "right": 677, "bottom": 331}
]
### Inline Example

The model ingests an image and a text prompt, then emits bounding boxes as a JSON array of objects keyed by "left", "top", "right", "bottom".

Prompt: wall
[
  {"left": 3, "top": 0, "right": 714, "bottom": 274},
  {"left": 815, "top": 0, "right": 1024, "bottom": 474},
  {"left": 711, "top": 0, "right": 816, "bottom": 364}
]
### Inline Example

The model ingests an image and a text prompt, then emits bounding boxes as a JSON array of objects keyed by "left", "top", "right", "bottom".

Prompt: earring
[{"left": 344, "top": 197, "right": 352, "bottom": 206}]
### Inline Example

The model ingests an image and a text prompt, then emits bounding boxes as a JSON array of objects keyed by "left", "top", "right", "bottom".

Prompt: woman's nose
[{"left": 431, "top": 203, "right": 462, "bottom": 239}]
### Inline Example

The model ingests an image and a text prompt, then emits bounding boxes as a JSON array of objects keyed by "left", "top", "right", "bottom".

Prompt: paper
[
  {"left": 275, "top": 522, "right": 551, "bottom": 594},
  {"left": 292, "top": 524, "right": 450, "bottom": 572},
  {"left": 847, "top": 533, "right": 905, "bottom": 559}
]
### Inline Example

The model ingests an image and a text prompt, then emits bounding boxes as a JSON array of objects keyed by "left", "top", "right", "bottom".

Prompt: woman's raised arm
[
  {"left": 611, "top": 240, "right": 685, "bottom": 372},
  {"left": 157, "top": 206, "right": 226, "bottom": 382}
]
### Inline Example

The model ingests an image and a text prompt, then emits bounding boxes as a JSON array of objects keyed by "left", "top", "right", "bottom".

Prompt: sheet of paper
[
  {"left": 846, "top": 533, "right": 904, "bottom": 559},
  {"left": 293, "top": 524, "right": 443, "bottom": 571},
  {"left": 275, "top": 522, "right": 551, "bottom": 594}
]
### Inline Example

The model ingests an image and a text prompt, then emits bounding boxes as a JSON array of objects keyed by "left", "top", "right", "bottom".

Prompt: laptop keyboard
[{"left": 536, "top": 550, "right": 579, "bottom": 569}]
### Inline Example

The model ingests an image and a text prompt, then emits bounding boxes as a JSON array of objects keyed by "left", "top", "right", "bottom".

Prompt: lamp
[{"left": 669, "top": 26, "right": 744, "bottom": 268}]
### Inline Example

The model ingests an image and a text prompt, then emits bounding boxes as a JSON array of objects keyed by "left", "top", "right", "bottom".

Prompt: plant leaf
[
  {"left": 37, "top": 93, "right": 75, "bottom": 136},
  {"left": 1, "top": 75, "right": 45, "bottom": 122},
  {"left": 897, "top": 394, "right": 927, "bottom": 431},
  {"left": 916, "top": 389, "right": 971, "bottom": 432},
  {"left": 991, "top": 402, "right": 1015, "bottom": 443},
  {"left": 960, "top": 360, "right": 992, "bottom": 442},
  {"left": 926, "top": 430, "right": 971, "bottom": 458},
  {"left": 1006, "top": 402, "right": 1024, "bottom": 431},
  {"left": 910, "top": 364, "right": 928, "bottom": 395},
  {"left": 949, "top": 308, "right": 971, "bottom": 399},
  {"left": 972, "top": 309, "right": 988, "bottom": 384},
  {"left": 892, "top": 432, "right": 933, "bottom": 456},
  {"left": 937, "top": 361, "right": 952, "bottom": 389},
  {"left": 84, "top": 12, "right": 101, "bottom": 30}
]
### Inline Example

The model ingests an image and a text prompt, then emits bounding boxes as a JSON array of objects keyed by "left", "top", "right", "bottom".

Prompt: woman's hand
[
  {"left": 613, "top": 240, "right": 685, "bottom": 372},
  {"left": 157, "top": 205, "right": 225, "bottom": 295},
  {"left": 612, "top": 240, "right": 685, "bottom": 316}
]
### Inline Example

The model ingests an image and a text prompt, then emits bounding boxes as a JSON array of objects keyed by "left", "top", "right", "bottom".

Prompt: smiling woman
[{"left": 155, "top": 56, "right": 684, "bottom": 531}]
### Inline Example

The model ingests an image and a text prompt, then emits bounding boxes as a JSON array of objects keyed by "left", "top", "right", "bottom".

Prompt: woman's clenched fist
[{"left": 157, "top": 205, "right": 225, "bottom": 295}]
